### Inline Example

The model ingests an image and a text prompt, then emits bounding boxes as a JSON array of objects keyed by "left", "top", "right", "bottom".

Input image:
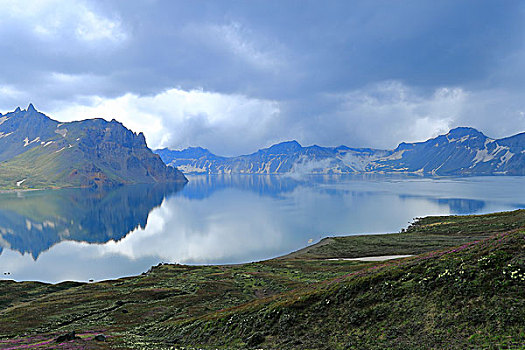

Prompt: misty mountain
[
  {"left": 0, "top": 105, "right": 187, "bottom": 189},
  {"left": 155, "top": 127, "right": 524, "bottom": 176}
]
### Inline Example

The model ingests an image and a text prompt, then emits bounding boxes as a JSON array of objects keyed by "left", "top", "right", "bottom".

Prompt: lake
[{"left": 0, "top": 175, "right": 524, "bottom": 283}]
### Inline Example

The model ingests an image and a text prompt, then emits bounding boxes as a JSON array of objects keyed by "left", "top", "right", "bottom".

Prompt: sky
[{"left": 0, "top": 0, "right": 524, "bottom": 156}]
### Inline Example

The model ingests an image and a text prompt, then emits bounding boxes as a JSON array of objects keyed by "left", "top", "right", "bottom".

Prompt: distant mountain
[
  {"left": 155, "top": 127, "right": 525, "bottom": 176},
  {"left": 0, "top": 105, "right": 187, "bottom": 189},
  {"left": 372, "top": 127, "right": 525, "bottom": 175}
]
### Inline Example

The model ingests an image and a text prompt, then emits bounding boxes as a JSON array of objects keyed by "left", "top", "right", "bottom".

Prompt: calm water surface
[{"left": 0, "top": 175, "right": 524, "bottom": 283}]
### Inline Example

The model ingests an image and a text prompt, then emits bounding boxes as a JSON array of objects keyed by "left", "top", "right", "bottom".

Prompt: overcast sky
[{"left": 0, "top": 0, "right": 524, "bottom": 155}]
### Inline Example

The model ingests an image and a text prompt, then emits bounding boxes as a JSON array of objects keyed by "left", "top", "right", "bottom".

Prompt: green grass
[
  {"left": 284, "top": 209, "right": 525, "bottom": 260},
  {"left": 0, "top": 210, "right": 524, "bottom": 349},
  {"left": 0, "top": 145, "right": 77, "bottom": 189},
  {"left": 155, "top": 230, "right": 524, "bottom": 349}
]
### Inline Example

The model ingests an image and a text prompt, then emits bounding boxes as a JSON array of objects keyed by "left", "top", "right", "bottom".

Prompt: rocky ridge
[{"left": 156, "top": 127, "right": 524, "bottom": 176}]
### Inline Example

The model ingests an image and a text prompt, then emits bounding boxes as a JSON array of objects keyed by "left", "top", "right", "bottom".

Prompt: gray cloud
[{"left": 0, "top": 0, "right": 524, "bottom": 155}]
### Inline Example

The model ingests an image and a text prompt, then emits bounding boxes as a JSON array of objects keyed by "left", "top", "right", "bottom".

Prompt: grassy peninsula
[{"left": 0, "top": 210, "right": 524, "bottom": 349}]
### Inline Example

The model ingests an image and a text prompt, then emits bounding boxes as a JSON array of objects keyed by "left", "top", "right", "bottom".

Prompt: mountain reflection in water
[
  {"left": 0, "top": 183, "right": 185, "bottom": 259},
  {"left": 0, "top": 175, "right": 524, "bottom": 283}
]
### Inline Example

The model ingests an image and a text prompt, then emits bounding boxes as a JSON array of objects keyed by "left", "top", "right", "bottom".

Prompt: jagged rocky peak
[
  {"left": 109, "top": 118, "right": 126, "bottom": 128},
  {"left": 446, "top": 127, "right": 486, "bottom": 139},
  {"left": 8, "top": 104, "right": 47, "bottom": 119},
  {"left": 137, "top": 131, "right": 147, "bottom": 144},
  {"left": 79, "top": 118, "right": 148, "bottom": 149},
  {"left": 266, "top": 140, "right": 302, "bottom": 154}
]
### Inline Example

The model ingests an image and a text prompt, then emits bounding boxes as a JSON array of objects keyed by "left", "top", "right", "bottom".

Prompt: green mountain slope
[{"left": 0, "top": 105, "right": 187, "bottom": 189}]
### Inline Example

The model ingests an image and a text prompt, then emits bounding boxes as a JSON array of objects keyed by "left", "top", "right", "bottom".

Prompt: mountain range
[
  {"left": 0, "top": 105, "right": 187, "bottom": 189},
  {"left": 155, "top": 127, "right": 525, "bottom": 176}
]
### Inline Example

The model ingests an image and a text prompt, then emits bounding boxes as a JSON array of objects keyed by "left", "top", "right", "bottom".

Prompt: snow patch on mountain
[
  {"left": 55, "top": 128, "right": 67, "bottom": 137},
  {"left": 499, "top": 150, "right": 514, "bottom": 165},
  {"left": 473, "top": 149, "right": 495, "bottom": 164},
  {"left": 178, "top": 164, "right": 209, "bottom": 173},
  {"left": 383, "top": 150, "right": 406, "bottom": 161},
  {"left": 447, "top": 135, "right": 471, "bottom": 143}
]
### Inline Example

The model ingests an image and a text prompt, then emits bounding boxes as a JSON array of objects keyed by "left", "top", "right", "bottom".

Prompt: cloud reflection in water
[{"left": 0, "top": 175, "right": 524, "bottom": 283}]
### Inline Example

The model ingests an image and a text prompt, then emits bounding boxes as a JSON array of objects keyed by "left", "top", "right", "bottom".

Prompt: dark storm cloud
[{"left": 0, "top": 0, "right": 524, "bottom": 154}]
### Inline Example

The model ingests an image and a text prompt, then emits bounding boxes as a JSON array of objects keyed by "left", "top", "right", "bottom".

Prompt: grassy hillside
[
  {"left": 284, "top": 209, "right": 525, "bottom": 260},
  {"left": 0, "top": 210, "right": 523, "bottom": 349},
  {"left": 156, "top": 227, "right": 524, "bottom": 349}
]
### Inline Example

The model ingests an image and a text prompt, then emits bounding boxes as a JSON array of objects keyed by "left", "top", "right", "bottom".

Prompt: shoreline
[
  {"left": 0, "top": 180, "right": 189, "bottom": 194},
  {"left": 2, "top": 209, "right": 523, "bottom": 285},
  {"left": 0, "top": 188, "right": 46, "bottom": 194}
]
